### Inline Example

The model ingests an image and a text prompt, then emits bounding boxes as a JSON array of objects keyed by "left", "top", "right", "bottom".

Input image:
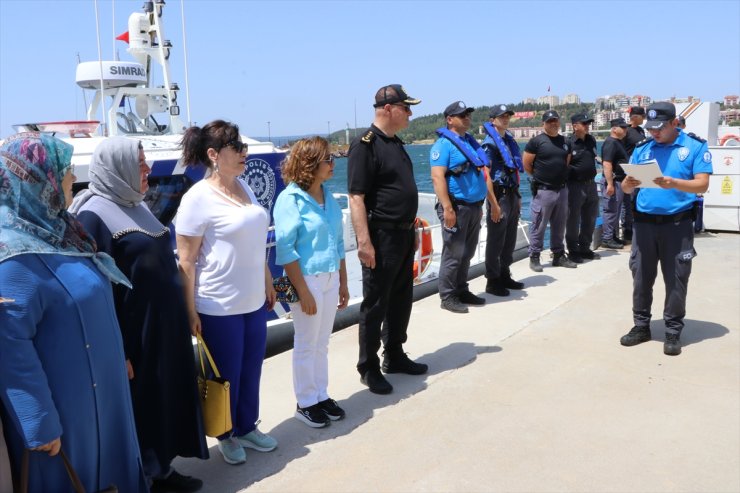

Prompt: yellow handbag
[{"left": 196, "top": 334, "right": 232, "bottom": 437}]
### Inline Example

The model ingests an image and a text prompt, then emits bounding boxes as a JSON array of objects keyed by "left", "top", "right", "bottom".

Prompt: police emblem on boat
[{"left": 242, "top": 158, "right": 277, "bottom": 209}]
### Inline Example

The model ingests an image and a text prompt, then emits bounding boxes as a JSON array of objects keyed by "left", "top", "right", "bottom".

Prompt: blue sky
[{"left": 1, "top": 0, "right": 738, "bottom": 138}]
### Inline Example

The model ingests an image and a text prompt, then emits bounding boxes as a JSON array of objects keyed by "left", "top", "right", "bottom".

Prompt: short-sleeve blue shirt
[
  {"left": 630, "top": 130, "right": 713, "bottom": 215},
  {"left": 430, "top": 135, "right": 487, "bottom": 202}
]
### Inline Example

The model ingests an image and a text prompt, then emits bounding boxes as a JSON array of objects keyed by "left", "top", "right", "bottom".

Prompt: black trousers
[
  {"left": 357, "top": 228, "right": 415, "bottom": 374},
  {"left": 485, "top": 191, "right": 520, "bottom": 280},
  {"left": 630, "top": 218, "right": 695, "bottom": 334}
]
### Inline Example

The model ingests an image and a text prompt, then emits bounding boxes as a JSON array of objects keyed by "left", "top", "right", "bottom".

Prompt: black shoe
[
  {"left": 295, "top": 403, "right": 330, "bottom": 428},
  {"left": 360, "top": 369, "right": 393, "bottom": 394},
  {"left": 501, "top": 273, "right": 524, "bottom": 290},
  {"left": 459, "top": 290, "right": 485, "bottom": 305},
  {"left": 382, "top": 352, "right": 428, "bottom": 375},
  {"left": 552, "top": 253, "right": 577, "bottom": 268},
  {"left": 601, "top": 239, "right": 624, "bottom": 250},
  {"left": 614, "top": 236, "right": 626, "bottom": 246},
  {"left": 567, "top": 251, "right": 584, "bottom": 264},
  {"left": 529, "top": 255, "right": 543, "bottom": 273},
  {"left": 620, "top": 326, "right": 651, "bottom": 347},
  {"left": 441, "top": 296, "right": 468, "bottom": 313},
  {"left": 664, "top": 332, "right": 682, "bottom": 356},
  {"left": 151, "top": 470, "right": 203, "bottom": 493},
  {"left": 317, "top": 398, "right": 345, "bottom": 421},
  {"left": 486, "top": 279, "right": 510, "bottom": 297},
  {"left": 579, "top": 249, "right": 601, "bottom": 260}
]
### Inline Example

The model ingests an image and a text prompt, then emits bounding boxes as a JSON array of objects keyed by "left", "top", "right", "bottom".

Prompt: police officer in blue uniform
[
  {"left": 565, "top": 113, "right": 600, "bottom": 262},
  {"left": 431, "top": 101, "right": 488, "bottom": 313},
  {"left": 348, "top": 84, "right": 428, "bottom": 394},
  {"left": 522, "top": 110, "right": 578, "bottom": 271},
  {"left": 482, "top": 104, "right": 525, "bottom": 296},
  {"left": 619, "top": 102, "right": 712, "bottom": 356}
]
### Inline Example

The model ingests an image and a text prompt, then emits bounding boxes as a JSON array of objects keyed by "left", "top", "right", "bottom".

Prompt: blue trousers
[{"left": 200, "top": 309, "right": 267, "bottom": 440}]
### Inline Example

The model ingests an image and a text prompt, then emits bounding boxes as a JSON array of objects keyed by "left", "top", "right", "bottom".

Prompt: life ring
[
  {"left": 719, "top": 134, "right": 740, "bottom": 146},
  {"left": 413, "top": 217, "right": 433, "bottom": 280}
]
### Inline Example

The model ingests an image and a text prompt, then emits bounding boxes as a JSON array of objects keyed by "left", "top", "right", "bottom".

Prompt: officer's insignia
[
  {"left": 572, "top": 150, "right": 577, "bottom": 155},
  {"left": 703, "top": 151, "right": 712, "bottom": 163},
  {"left": 458, "top": 102, "right": 466, "bottom": 109},
  {"left": 241, "top": 158, "right": 277, "bottom": 210},
  {"left": 431, "top": 150, "right": 440, "bottom": 161},
  {"left": 500, "top": 105, "right": 507, "bottom": 111},
  {"left": 648, "top": 109, "right": 657, "bottom": 119},
  {"left": 640, "top": 151, "right": 652, "bottom": 161},
  {"left": 563, "top": 145, "right": 568, "bottom": 151},
  {"left": 677, "top": 147, "right": 690, "bottom": 161},
  {"left": 361, "top": 130, "right": 375, "bottom": 144}
]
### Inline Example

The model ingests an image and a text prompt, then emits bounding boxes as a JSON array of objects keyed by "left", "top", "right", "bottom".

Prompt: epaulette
[
  {"left": 635, "top": 137, "right": 653, "bottom": 148},
  {"left": 360, "top": 130, "right": 376, "bottom": 144},
  {"left": 687, "top": 132, "right": 706, "bottom": 143}
]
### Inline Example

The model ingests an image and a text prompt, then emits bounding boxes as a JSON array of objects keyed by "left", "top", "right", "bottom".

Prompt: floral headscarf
[{"left": 0, "top": 132, "right": 130, "bottom": 286}]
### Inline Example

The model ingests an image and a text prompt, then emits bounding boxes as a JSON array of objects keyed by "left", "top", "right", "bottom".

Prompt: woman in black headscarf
[{"left": 71, "top": 136, "right": 208, "bottom": 492}]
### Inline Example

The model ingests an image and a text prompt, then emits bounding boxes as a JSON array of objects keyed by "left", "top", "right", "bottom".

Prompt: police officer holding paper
[
  {"left": 619, "top": 102, "right": 712, "bottom": 356},
  {"left": 430, "top": 101, "right": 488, "bottom": 314},
  {"left": 522, "top": 110, "right": 577, "bottom": 271},
  {"left": 347, "top": 84, "right": 428, "bottom": 395}
]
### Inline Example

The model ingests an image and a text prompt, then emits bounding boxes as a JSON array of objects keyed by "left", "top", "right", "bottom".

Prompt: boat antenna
[
  {"left": 111, "top": 0, "right": 116, "bottom": 59},
  {"left": 93, "top": 0, "right": 108, "bottom": 135},
  {"left": 180, "top": 0, "right": 192, "bottom": 127},
  {"left": 77, "top": 53, "right": 89, "bottom": 118}
]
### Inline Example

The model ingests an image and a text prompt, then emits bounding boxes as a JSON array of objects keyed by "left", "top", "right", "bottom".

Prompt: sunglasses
[
  {"left": 223, "top": 140, "right": 248, "bottom": 153},
  {"left": 392, "top": 103, "right": 412, "bottom": 113},
  {"left": 321, "top": 156, "right": 335, "bottom": 164}
]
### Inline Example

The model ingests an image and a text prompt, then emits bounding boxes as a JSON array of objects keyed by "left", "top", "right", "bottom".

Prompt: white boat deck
[{"left": 174, "top": 232, "right": 740, "bottom": 493}]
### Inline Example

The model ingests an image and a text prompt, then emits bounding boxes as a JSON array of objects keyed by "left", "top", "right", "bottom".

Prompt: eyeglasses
[
  {"left": 223, "top": 140, "right": 248, "bottom": 153},
  {"left": 321, "top": 156, "right": 335, "bottom": 164},
  {"left": 392, "top": 103, "right": 412, "bottom": 114},
  {"left": 68, "top": 164, "right": 75, "bottom": 175},
  {"left": 455, "top": 113, "right": 472, "bottom": 119}
]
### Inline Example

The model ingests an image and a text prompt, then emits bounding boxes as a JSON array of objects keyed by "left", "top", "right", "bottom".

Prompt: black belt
[
  {"left": 451, "top": 198, "right": 484, "bottom": 207},
  {"left": 634, "top": 208, "right": 695, "bottom": 224},
  {"left": 536, "top": 182, "right": 566, "bottom": 191},
  {"left": 368, "top": 220, "right": 415, "bottom": 230},
  {"left": 569, "top": 177, "right": 595, "bottom": 184}
]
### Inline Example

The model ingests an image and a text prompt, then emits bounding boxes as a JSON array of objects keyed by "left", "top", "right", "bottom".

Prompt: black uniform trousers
[
  {"left": 357, "top": 227, "right": 415, "bottom": 374},
  {"left": 485, "top": 189, "right": 520, "bottom": 280},
  {"left": 565, "top": 179, "right": 599, "bottom": 253},
  {"left": 630, "top": 217, "right": 696, "bottom": 335},
  {"left": 436, "top": 202, "right": 482, "bottom": 300}
]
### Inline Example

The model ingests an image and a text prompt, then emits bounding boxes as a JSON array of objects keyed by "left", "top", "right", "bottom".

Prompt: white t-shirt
[{"left": 176, "top": 179, "right": 269, "bottom": 315}]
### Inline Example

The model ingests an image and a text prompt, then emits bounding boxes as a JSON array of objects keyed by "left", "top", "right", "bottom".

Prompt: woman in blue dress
[{"left": 0, "top": 132, "right": 147, "bottom": 492}]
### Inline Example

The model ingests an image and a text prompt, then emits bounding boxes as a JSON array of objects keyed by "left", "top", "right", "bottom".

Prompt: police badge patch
[
  {"left": 703, "top": 151, "right": 712, "bottom": 163},
  {"left": 241, "top": 158, "right": 277, "bottom": 210},
  {"left": 677, "top": 147, "right": 690, "bottom": 161},
  {"left": 648, "top": 109, "right": 657, "bottom": 119},
  {"left": 431, "top": 150, "right": 440, "bottom": 161}
]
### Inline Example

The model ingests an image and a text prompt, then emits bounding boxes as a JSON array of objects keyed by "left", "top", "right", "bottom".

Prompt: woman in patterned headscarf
[{"left": 0, "top": 132, "right": 147, "bottom": 492}]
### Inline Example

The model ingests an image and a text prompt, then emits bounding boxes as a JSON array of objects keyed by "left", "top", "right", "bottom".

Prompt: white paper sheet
[{"left": 621, "top": 161, "right": 663, "bottom": 188}]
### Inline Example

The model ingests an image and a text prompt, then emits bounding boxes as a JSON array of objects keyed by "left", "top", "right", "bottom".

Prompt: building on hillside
[
  {"left": 563, "top": 93, "right": 580, "bottom": 104},
  {"left": 720, "top": 109, "right": 740, "bottom": 124},
  {"left": 537, "top": 95, "right": 560, "bottom": 107},
  {"left": 724, "top": 95, "right": 739, "bottom": 106},
  {"left": 522, "top": 98, "right": 537, "bottom": 105}
]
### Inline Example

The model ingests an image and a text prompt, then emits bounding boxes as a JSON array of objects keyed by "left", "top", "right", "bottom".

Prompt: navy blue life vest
[
  {"left": 435, "top": 127, "right": 489, "bottom": 173},
  {"left": 482, "top": 122, "right": 523, "bottom": 172}
]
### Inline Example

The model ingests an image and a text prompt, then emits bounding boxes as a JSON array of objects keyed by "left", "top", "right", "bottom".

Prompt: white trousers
[{"left": 291, "top": 271, "right": 339, "bottom": 408}]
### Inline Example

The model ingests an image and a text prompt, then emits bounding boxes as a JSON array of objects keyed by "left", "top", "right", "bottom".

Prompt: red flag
[
  {"left": 116, "top": 31, "right": 129, "bottom": 44},
  {"left": 547, "top": 85, "right": 550, "bottom": 92}
]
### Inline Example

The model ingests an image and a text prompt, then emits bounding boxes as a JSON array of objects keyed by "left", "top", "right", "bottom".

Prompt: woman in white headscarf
[{"left": 71, "top": 137, "right": 208, "bottom": 492}]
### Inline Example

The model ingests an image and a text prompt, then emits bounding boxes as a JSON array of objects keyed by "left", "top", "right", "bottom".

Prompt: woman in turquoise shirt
[{"left": 274, "top": 137, "right": 349, "bottom": 428}]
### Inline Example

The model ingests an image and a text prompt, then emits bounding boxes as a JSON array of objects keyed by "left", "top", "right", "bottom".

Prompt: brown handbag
[
  {"left": 20, "top": 449, "right": 117, "bottom": 492},
  {"left": 196, "top": 334, "right": 233, "bottom": 437}
]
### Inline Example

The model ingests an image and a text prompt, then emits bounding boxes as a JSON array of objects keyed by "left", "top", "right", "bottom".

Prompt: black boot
[
  {"left": 529, "top": 255, "right": 543, "bottom": 273},
  {"left": 486, "top": 278, "right": 510, "bottom": 297},
  {"left": 501, "top": 270, "right": 524, "bottom": 290}
]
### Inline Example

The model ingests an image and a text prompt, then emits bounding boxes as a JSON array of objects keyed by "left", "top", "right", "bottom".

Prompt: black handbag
[{"left": 273, "top": 275, "right": 299, "bottom": 304}]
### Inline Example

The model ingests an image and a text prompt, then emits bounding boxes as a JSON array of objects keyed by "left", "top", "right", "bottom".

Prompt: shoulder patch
[
  {"left": 687, "top": 132, "right": 706, "bottom": 143},
  {"left": 635, "top": 137, "right": 653, "bottom": 148},
  {"left": 360, "top": 130, "right": 375, "bottom": 144}
]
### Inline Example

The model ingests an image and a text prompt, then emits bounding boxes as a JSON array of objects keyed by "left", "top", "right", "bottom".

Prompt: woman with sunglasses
[
  {"left": 273, "top": 136, "right": 349, "bottom": 428},
  {"left": 176, "top": 120, "right": 277, "bottom": 466}
]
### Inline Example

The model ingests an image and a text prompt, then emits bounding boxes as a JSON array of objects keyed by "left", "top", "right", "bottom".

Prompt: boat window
[{"left": 144, "top": 174, "right": 194, "bottom": 226}]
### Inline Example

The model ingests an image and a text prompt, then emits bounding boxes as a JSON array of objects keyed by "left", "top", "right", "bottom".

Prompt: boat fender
[
  {"left": 413, "top": 217, "right": 433, "bottom": 280},
  {"left": 361, "top": 130, "right": 376, "bottom": 144},
  {"left": 687, "top": 132, "right": 706, "bottom": 143}
]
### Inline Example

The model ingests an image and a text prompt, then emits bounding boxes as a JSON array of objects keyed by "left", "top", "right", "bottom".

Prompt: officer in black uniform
[
  {"left": 621, "top": 106, "right": 646, "bottom": 243},
  {"left": 347, "top": 84, "right": 427, "bottom": 395},
  {"left": 565, "top": 113, "right": 600, "bottom": 262},
  {"left": 600, "top": 117, "right": 630, "bottom": 249},
  {"left": 522, "top": 110, "right": 578, "bottom": 271}
]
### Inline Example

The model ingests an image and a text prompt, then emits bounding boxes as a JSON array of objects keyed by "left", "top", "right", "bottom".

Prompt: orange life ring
[
  {"left": 413, "top": 217, "right": 433, "bottom": 280},
  {"left": 719, "top": 134, "right": 740, "bottom": 146}
]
